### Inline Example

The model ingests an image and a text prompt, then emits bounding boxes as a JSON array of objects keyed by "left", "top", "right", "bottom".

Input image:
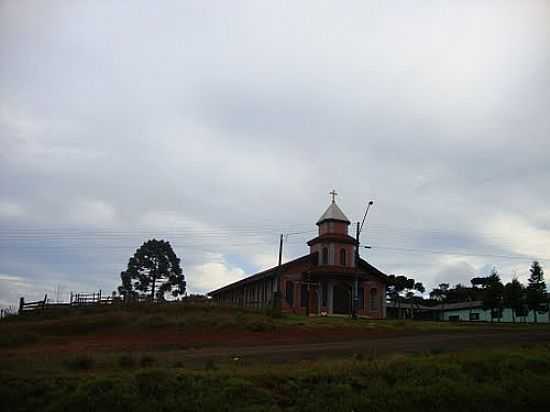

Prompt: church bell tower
[{"left": 307, "top": 191, "right": 357, "bottom": 268}]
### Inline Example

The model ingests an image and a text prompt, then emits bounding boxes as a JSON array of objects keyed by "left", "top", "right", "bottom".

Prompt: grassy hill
[{"left": 2, "top": 303, "right": 550, "bottom": 411}]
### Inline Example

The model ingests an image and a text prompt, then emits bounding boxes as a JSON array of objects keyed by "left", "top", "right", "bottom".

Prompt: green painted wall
[{"left": 441, "top": 307, "right": 550, "bottom": 323}]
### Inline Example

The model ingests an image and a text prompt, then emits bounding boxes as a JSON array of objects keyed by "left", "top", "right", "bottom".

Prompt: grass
[
  {"left": 2, "top": 345, "right": 550, "bottom": 411},
  {"left": 2, "top": 304, "right": 550, "bottom": 410},
  {"left": 1, "top": 302, "right": 548, "bottom": 350},
  {"left": 0, "top": 303, "right": 279, "bottom": 346}
]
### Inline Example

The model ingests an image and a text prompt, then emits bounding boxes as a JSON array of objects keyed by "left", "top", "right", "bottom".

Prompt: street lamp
[{"left": 352, "top": 200, "right": 374, "bottom": 319}]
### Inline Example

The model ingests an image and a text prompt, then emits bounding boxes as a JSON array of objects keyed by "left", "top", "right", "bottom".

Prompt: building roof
[
  {"left": 386, "top": 301, "right": 484, "bottom": 311},
  {"left": 316, "top": 201, "right": 350, "bottom": 225},
  {"left": 208, "top": 253, "right": 389, "bottom": 296},
  {"left": 358, "top": 258, "right": 389, "bottom": 282},
  {"left": 432, "top": 301, "right": 483, "bottom": 311},
  {"left": 386, "top": 302, "right": 438, "bottom": 311},
  {"left": 207, "top": 254, "right": 314, "bottom": 296},
  {"left": 307, "top": 233, "right": 356, "bottom": 246}
]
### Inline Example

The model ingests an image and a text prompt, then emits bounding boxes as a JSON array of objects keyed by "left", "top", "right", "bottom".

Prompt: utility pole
[
  {"left": 352, "top": 222, "right": 360, "bottom": 319},
  {"left": 278, "top": 233, "right": 284, "bottom": 267},
  {"left": 352, "top": 201, "right": 374, "bottom": 320},
  {"left": 273, "top": 233, "right": 284, "bottom": 311}
]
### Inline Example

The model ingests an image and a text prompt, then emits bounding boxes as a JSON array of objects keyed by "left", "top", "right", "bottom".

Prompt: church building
[{"left": 208, "top": 195, "right": 388, "bottom": 318}]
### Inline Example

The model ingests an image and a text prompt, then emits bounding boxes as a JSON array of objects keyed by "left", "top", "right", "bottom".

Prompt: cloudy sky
[{"left": 1, "top": 1, "right": 549, "bottom": 308}]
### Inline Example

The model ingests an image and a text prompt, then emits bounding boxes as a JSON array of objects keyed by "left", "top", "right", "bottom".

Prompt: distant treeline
[{"left": 388, "top": 260, "right": 549, "bottom": 322}]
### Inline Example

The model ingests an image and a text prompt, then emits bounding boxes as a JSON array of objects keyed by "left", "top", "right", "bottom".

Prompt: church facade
[{"left": 208, "top": 198, "right": 388, "bottom": 318}]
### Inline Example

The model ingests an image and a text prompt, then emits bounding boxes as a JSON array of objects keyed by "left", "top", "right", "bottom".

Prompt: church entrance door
[{"left": 333, "top": 283, "right": 351, "bottom": 314}]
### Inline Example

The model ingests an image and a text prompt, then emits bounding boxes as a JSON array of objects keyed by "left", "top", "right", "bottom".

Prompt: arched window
[
  {"left": 340, "top": 248, "right": 347, "bottom": 266},
  {"left": 286, "top": 281, "right": 294, "bottom": 306},
  {"left": 322, "top": 247, "right": 329, "bottom": 265},
  {"left": 370, "top": 288, "right": 378, "bottom": 311}
]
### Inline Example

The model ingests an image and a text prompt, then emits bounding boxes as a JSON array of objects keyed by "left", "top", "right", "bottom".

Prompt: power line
[
  {"left": 1, "top": 221, "right": 547, "bottom": 263},
  {"left": 368, "top": 245, "right": 550, "bottom": 262}
]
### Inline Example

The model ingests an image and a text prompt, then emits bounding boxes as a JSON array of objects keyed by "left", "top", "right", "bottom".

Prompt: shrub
[
  {"left": 205, "top": 359, "right": 217, "bottom": 371},
  {"left": 245, "top": 320, "right": 275, "bottom": 332},
  {"left": 140, "top": 355, "right": 156, "bottom": 368},
  {"left": 65, "top": 354, "right": 95, "bottom": 371},
  {"left": 138, "top": 315, "right": 171, "bottom": 329},
  {"left": 0, "top": 332, "right": 39, "bottom": 348},
  {"left": 135, "top": 369, "right": 176, "bottom": 400},
  {"left": 118, "top": 354, "right": 136, "bottom": 368}
]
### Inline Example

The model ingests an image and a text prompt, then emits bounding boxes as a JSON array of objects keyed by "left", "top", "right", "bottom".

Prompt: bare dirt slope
[
  {"left": 6, "top": 324, "right": 550, "bottom": 366},
  {"left": 148, "top": 329, "right": 550, "bottom": 365}
]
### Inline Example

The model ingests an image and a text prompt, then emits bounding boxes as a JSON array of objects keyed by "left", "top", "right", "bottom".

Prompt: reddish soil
[
  {"left": 7, "top": 325, "right": 550, "bottom": 362},
  {"left": 7, "top": 326, "right": 412, "bottom": 355}
]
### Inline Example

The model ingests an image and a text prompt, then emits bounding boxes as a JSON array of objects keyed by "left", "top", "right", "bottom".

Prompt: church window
[
  {"left": 322, "top": 247, "right": 329, "bottom": 265},
  {"left": 313, "top": 252, "right": 319, "bottom": 266},
  {"left": 340, "top": 248, "right": 347, "bottom": 266},
  {"left": 301, "top": 284, "right": 308, "bottom": 307},
  {"left": 286, "top": 281, "right": 294, "bottom": 306},
  {"left": 370, "top": 288, "right": 377, "bottom": 311}
]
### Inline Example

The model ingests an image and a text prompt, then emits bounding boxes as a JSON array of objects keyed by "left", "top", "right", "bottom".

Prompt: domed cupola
[
  {"left": 308, "top": 191, "right": 356, "bottom": 267},
  {"left": 316, "top": 197, "right": 351, "bottom": 234}
]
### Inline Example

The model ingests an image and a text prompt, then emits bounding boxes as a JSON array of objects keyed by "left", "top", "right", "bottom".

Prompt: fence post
[
  {"left": 19, "top": 297, "right": 24, "bottom": 314},
  {"left": 42, "top": 294, "right": 48, "bottom": 310}
]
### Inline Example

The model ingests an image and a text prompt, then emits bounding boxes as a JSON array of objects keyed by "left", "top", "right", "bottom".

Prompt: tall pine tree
[
  {"left": 118, "top": 239, "right": 186, "bottom": 301},
  {"left": 503, "top": 278, "right": 524, "bottom": 323},
  {"left": 526, "top": 261, "right": 547, "bottom": 323},
  {"left": 481, "top": 268, "right": 504, "bottom": 322}
]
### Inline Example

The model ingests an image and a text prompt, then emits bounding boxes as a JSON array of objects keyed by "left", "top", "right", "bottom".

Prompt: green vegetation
[
  {"left": 2, "top": 346, "right": 550, "bottom": 411},
  {"left": 118, "top": 239, "right": 187, "bottom": 300},
  {"left": 2, "top": 302, "right": 549, "bottom": 350},
  {"left": 2, "top": 304, "right": 550, "bottom": 410},
  {"left": 424, "top": 261, "right": 549, "bottom": 323},
  {"left": 0, "top": 303, "right": 278, "bottom": 346},
  {"left": 527, "top": 261, "right": 548, "bottom": 323}
]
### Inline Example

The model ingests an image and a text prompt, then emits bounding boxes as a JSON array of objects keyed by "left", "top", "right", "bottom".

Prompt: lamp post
[{"left": 352, "top": 201, "right": 374, "bottom": 320}]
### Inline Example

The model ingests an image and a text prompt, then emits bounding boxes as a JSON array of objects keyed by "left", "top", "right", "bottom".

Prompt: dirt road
[{"left": 175, "top": 329, "right": 550, "bottom": 365}]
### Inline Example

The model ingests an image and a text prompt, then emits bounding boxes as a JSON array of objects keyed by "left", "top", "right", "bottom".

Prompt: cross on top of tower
[{"left": 329, "top": 189, "right": 338, "bottom": 203}]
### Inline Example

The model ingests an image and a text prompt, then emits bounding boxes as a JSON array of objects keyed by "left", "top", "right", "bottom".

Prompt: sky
[{"left": 1, "top": 0, "right": 550, "bottom": 308}]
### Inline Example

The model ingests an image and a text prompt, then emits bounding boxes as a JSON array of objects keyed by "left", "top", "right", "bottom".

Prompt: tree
[
  {"left": 386, "top": 275, "right": 418, "bottom": 319},
  {"left": 503, "top": 278, "right": 524, "bottom": 323},
  {"left": 404, "top": 282, "right": 425, "bottom": 319},
  {"left": 118, "top": 239, "right": 186, "bottom": 301},
  {"left": 447, "top": 283, "right": 483, "bottom": 303},
  {"left": 430, "top": 283, "right": 449, "bottom": 320},
  {"left": 480, "top": 268, "right": 504, "bottom": 322},
  {"left": 526, "top": 261, "right": 547, "bottom": 323}
]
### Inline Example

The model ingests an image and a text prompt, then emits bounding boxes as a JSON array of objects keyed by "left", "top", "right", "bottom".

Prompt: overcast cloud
[{"left": 1, "top": 0, "right": 550, "bottom": 308}]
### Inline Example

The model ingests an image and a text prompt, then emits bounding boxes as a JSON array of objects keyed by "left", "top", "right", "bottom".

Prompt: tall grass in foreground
[{"left": 2, "top": 346, "right": 550, "bottom": 412}]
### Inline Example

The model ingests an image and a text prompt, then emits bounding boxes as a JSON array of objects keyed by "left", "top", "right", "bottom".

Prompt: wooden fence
[
  {"left": 70, "top": 290, "right": 115, "bottom": 305},
  {"left": 1, "top": 308, "right": 12, "bottom": 319},
  {"left": 19, "top": 295, "right": 48, "bottom": 313},
  {"left": 18, "top": 290, "right": 122, "bottom": 314},
  {"left": 16, "top": 291, "right": 202, "bottom": 315}
]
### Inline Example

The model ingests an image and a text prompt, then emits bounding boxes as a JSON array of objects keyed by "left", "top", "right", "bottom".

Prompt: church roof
[
  {"left": 208, "top": 253, "right": 388, "bottom": 296},
  {"left": 316, "top": 201, "right": 350, "bottom": 225}
]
